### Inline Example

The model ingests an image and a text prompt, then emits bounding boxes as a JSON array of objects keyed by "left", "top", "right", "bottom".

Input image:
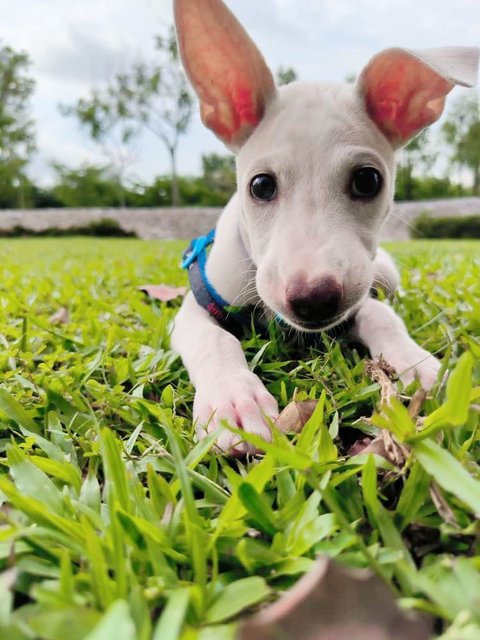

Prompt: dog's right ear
[
  {"left": 357, "top": 47, "right": 479, "bottom": 148},
  {"left": 174, "top": 0, "right": 276, "bottom": 150}
]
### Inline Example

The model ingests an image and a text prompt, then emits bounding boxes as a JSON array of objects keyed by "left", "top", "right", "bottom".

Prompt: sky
[{"left": 2, "top": 0, "right": 479, "bottom": 186}]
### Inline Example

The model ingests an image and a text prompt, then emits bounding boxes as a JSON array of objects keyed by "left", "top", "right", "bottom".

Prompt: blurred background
[{"left": 1, "top": 0, "right": 479, "bottom": 214}]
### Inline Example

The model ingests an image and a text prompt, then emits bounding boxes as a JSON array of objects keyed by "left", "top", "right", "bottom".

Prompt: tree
[
  {"left": 395, "top": 130, "right": 435, "bottom": 201},
  {"left": 63, "top": 27, "right": 193, "bottom": 207},
  {"left": 201, "top": 153, "right": 236, "bottom": 197},
  {"left": 60, "top": 92, "right": 136, "bottom": 207},
  {"left": 51, "top": 164, "right": 127, "bottom": 208},
  {"left": 442, "top": 91, "right": 480, "bottom": 196},
  {"left": 276, "top": 66, "right": 298, "bottom": 86},
  {"left": 0, "top": 42, "right": 35, "bottom": 208}
]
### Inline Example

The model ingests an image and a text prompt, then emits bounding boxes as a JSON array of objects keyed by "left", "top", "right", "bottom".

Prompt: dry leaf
[
  {"left": 138, "top": 284, "right": 187, "bottom": 301},
  {"left": 48, "top": 307, "right": 70, "bottom": 325},
  {"left": 238, "top": 557, "right": 431, "bottom": 640},
  {"left": 408, "top": 388, "right": 428, "bottom": 419},
  {"left": 275, "top": 400, "right": 318, "bottom": 433},
  {"left": 348, "top": 436, "right": 388, "bottom": 458},
  {"left": 429, "top": 483, "right": 458, "bottom": 527}
]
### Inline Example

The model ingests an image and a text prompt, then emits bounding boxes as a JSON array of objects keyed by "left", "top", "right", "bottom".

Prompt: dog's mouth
[
  {"left": 272, "top": 292, "right": 369, "bottom": 333},
  {"left": 275, "top": 309, "right": 353, "bottom": 333}
]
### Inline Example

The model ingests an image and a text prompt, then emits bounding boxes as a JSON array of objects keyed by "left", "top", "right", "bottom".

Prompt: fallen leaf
[
  {"left": 429, "top": 483, "right": 459, "bottom": 527},
  {"left": 408, "top": 388, "right": 428, "bottom": 419},
  {"left": 275, "top": 400, "right": 318, "bottom": 433},
  {"left": 348, "top": 436, "right": 388, "bottom": 458},
  {"left": 138, "top": 284, "right": 188, "bottom": 301},
  {"left": 238, "top": 557, "right": 431, "bottom": 640},
  {"left": 48, "top": 307, "right": 70, "bottom": 325}
]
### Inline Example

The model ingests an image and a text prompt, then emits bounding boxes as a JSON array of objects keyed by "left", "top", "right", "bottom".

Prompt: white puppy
[{"left": 171, "top": 0, "right": 479, "bottom": 455}]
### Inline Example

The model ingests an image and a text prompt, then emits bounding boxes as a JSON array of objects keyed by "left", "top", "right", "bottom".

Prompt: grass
[{"left": 0, "top": 237, "right": 479, "bottom": 640}]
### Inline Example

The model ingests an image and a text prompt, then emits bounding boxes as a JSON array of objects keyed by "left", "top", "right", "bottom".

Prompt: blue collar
[{"left": 182, "top": 230, "right": 256, "bottom": 336}]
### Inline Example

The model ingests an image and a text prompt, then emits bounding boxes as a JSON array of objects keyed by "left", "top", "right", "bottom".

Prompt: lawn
[{"left": 0, "top": 238, "right": 479, "bottom": 639}]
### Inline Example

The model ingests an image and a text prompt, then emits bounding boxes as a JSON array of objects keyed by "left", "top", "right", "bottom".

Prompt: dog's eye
[
  {"left": 350, "top": 167, "right": 382, "bottom": 199},
  {"left": 250, "top": 174, "right": 277, "bottom": 201}
]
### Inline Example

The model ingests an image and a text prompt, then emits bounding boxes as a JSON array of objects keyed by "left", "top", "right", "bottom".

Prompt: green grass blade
[
  {"left": 84, "top": 600, "right": 136, "bottom": 640},
  {"left": 237, "top": 482, "right": 278, "bottom": 535},
  {"left": 412, "top": 439, "right": 480, "bottom": 514},
  {"left": 205, "top": 577, "right": 271, "bottom": 624},
  {"left": 152, "top": 588, "right": 190, "bottom": 640},
  {"left": 411, "top": 352, "right": 474, "bottom": 441},
  {"left": 7, "top": 444, "right": 66, "bottom": 514},
  {"left": 0, "top": 388, "right": 41, "bottom": 434},
  {"left": 162, "top": 421, "right": 207, "bottom": 591},
  {"left": 83, "top": 516, "right": 115, "bottom": 610},
  {"left": 101, "top": 428, "right": 131, "bottom": 512},
  {"left": 395, "top": 461, "right": 431, "bottom": 530}
]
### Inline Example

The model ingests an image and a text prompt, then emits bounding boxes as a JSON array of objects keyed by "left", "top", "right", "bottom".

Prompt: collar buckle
[{"left": 181, "top": 230, "right": 215, "bottom": 269}]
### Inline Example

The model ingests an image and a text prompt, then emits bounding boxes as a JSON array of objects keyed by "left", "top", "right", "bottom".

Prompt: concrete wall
[
  {"left": 381, "top": 197, "right": 480, "bottom": 240},
  {"left": 1, "top": 198, "right": 479, "bottom": 241},
  {"left": 0, "top": 207, "right": 220, "bottom": 241}
]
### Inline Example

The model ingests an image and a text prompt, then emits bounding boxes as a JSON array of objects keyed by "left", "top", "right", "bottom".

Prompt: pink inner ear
[
  {"left": 175, "top": 0, "right": 275, "bottom": 147},
  {"left": 201, "top": 81, "right": 263, "bottom": 145},
  {"left": 363, "top": 54, "right": 453, "bottom": 145}
]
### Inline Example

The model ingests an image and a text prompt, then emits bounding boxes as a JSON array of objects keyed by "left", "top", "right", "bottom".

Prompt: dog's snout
[{"left": 286, "top": 277, "right": 343, "bottom": 325}]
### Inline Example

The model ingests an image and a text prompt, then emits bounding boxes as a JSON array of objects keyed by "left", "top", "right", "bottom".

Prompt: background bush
[
  {"left": 0, "top": 218, "right": 136, "bottom": 237},
  {"left": 413, "top": 213, "right": 480, "bottom": 239}
]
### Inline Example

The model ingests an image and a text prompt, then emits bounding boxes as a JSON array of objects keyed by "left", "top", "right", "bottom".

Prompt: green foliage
[
  {"left": 0, "top": 42, "right": 36, "bottom": 209},
  {"left": 394, "top": 129, "right": 472, "bottom": 201},
  {"left": 0, "top": 162, "right": 36, "bottom": 209},
  {"left": 413, "top": 214, "right": 480, "bottom": 239},
  {"left": 442, "top": 91, "right": 480, "bottom": 195},
  {"left": 201, "top": 153, "right": 236, "bottom": 203},
  {"left": 0, "top": 219, "right": 136, "bottom": 238},
  {"left": 395, "top": 131, "right": 435, "bottom": 201},
  {"left": 0, "top": 43, "right": 35, "bottom": 163},
  {"left": 50, "top": 164, "right": 127, "bottom": 208},
  {"left": 395, "top": 171, "right": 469, "bottom": 201},
  {"left": 126, "top": 175, "right": 232, "bottom": 208},
  {"left": 0, "top": 238, "right": 479, "bottom": 639},
  {"left": 1, "top": 164, "right": 234, "bottom": 209},
  {"left": 276, "top": 66, "right": 298, "bottom": 86}
]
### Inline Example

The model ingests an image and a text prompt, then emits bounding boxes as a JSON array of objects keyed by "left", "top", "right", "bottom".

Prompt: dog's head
[{"left": 175, "top": 0, "right": 478, "bottom": 331}]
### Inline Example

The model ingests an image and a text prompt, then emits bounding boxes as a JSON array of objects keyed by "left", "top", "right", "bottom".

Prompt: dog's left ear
[
  {"left": 174, "top": 0, "right": 276, "bottom": 150},
  {"left": 358, "top": 47, "right": 479, "bottom": 148}
]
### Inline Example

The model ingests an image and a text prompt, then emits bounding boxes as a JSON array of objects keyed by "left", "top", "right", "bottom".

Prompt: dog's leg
[
  {"left": 171, "top": 200, "right": 278, "bottom": 456},
  {"left": 172, "top": 294, "right": 278, "bottom": 455},
  {"left": 352, "top": 297, "right": 441, "bottom": 389},
  {"left": 372, "top": 247, "right": 400, "bottom": 297}
]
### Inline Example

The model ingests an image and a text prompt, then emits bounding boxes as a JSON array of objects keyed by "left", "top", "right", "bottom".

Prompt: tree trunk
[
  {"left": 116, "top": 167, "right": 126, "bottom": 208},
  {"left": 18, "top": 177, "right": 26, "bottom": 209},
  {"left": 473, "top": 164, "right": 480, "bottom": 196},
  {"left": 170, "top": 145, "right": 180, "bottom": 207},
  {"left": 405, "top": 159, "right": 414, "bottom": 200}
]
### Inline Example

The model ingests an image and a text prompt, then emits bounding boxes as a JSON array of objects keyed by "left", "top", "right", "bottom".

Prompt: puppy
[{"left": 171, "top": 0, "right": 479, "bottom": 455}]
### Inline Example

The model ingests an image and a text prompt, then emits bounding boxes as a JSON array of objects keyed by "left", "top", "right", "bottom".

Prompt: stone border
[{"left": 0, "top": 198, "right": 479, "bottom": 241}]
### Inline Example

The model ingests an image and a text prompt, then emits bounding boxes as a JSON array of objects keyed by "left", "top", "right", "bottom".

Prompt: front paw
[
  {"left": 386, "top": 345, "right": 441, "bottom": 390},
  {"left": 193, "top": 372, "right": 279, "bottom": 457}
]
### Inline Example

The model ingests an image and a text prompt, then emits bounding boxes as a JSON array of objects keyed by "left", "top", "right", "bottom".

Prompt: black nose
[{"left": 287, "top": 277, "right": 343, "bottom": 324}]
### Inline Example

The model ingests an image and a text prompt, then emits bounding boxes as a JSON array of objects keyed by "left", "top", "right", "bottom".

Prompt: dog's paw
[
  {"left": 193, "top": 372, "right": 279, "bottom": 457},
  {"left": 386, "top": 345, "right": 441, "bottom": 390}
]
